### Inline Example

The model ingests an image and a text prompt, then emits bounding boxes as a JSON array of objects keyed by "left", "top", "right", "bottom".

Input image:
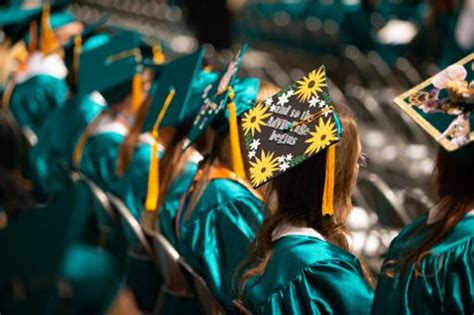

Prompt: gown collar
[
  {"left": 92, "top": 114, "right": 129, "bottom": 137},
  {"left": 271, "top": 222, "right": 326, "bottom": 242}
]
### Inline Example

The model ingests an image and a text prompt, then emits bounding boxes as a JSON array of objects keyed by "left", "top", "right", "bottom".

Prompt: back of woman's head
[
  {"left": 239, "top": 104, "right": 362, "bottom": 291},
  {"left": 396, "top": 146, "right": 474, "bottom": 276},
  {"left": 0, "top": 110, "right": 34, "bottom": 212},
  {"left": 269, "top": 103, "right": 360, "bottom": 241}
]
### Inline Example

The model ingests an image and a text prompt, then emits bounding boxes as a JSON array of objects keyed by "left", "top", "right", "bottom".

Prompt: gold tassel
[
  {"left": 72, "top": 112, "right": 106, "bottom": 168},
  {"left": 322, "top": 144, "right": 336, "bottom": 216},
  {"left": 71, "top": 35, "right": 82, "bottom": 88},
  {"left": 226, "top": 86, "right": 246, "bottom": 179},
  {"left": 28, "top": 20, "right": 38, "bottom": 53},
  {"left": 131, "top": 73, "right": 143, "bottom": 114},
  {"left": 152, "top": 45, "right": 165, "bottom": 65},
  {"left": 144, "top": 88, "right": 175, "bottom": 212},
  {"left": 40, "top": 1, "right": 60, "bottom": 55}
]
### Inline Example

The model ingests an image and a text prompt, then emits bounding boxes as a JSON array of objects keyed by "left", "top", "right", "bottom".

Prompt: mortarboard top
[
  {"left": 62, "top": 14, "right": 110, "bottom": 76},
  {"left": 0, "top": 7, "right": 42, "bottom": 43},
  {"left": 75, "top": 28, "right": 141, "bottom": 97},
  {"left": 183, "top": 44, "right": 248, "bottom": 149},
  {"left": 241, "top": 65, "right": 342, "bottom": 188},
  {"left": 142, "top": 48, "right": 205, "bottom": 131},
  {"left": 393, "top": 53, "right": 474, "bottom": 156}
]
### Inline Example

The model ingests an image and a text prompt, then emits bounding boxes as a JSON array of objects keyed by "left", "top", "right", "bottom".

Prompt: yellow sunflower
[
  {"left": 242, "top": 103, "right": 271, "bottom": 136},
  {"left": 249, "top": 150, "right": 279, "bottom": 186},
  {"left": 295, "top": 67, "right": 327, "bottom": 103},
  {"left": 305, "top": 118, "right": 338, "bottom": 155}
]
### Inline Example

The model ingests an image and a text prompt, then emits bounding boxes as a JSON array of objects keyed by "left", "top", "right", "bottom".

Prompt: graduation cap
[
  {"left": 241, "top": 66, "right": 342, "bottom": 216},
  {"left": 62, "top": 14, "right": 110, "bottom": 88},
  {"left": 393, "top": 53, "right": 474, "bottom": 157},
  {"left": 183, "top": 45, "right": 248, "bottom": 150},
  {"left": 75, "top": 28, "right": 141, "bottom": 97},
  {"left": 0, "top": 7, "right": 42, "bottom": 44},
  {"left": 142, "top": 48, "right": 205, "bottom": 131}
]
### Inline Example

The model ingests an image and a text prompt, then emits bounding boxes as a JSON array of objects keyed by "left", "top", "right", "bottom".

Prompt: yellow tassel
[
  {"left": 72, "top": 113, "right": 105, "bottom": 168},
  {"left": 72, "top": 130, "right": 89, "bottom": 168},
  {"left": 152, "top": 45, "right": 165, "bottom": 65},
  {"left": 131, "top": 73, "right": 143, "bottom": 114},
  {"left": 226, "top": 87, "right": 246, "bottom": 179},
  {"left": 322, "top": 144, "right": 336, "bottom": 216},
  {"left": 28, "top": 20, "right": 38, "bottom": 53},
  {"left": 145, "top": 88, "right": 175, "bottom": 212},
  {"left": 40, "top": 1, "right": 60, "bottom": 55}
]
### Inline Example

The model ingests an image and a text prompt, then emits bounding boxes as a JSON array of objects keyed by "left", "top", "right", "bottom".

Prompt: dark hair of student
[{"left": 399, "top": 146, "right": 474, "bottom": 276}]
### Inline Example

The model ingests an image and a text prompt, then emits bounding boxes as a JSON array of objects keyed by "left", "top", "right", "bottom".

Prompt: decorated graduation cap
[
  {"left": 241, "top": 66, "right": 342, "bottom": 216},
  {"left": 393, "top": 53, "right": 474, "bottom": 157},
  {"left": 183, "top": 45, "right": 248, "bottom": 149}
]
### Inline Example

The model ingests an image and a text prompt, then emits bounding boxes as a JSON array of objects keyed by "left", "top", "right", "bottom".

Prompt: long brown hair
[
  {"left": 239, "top": 104, "right": 373, "bottom": 292},
  {"left": 400, "top": 146, "right": 474, "bottom": 276}
]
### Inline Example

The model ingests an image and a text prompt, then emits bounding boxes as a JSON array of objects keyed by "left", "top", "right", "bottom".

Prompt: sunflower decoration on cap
[
  {"left": 394, "top": 53, "right": 474, "bottom": 151},
  {"left": 241, "top": 66, "right": 342, "bottom": 215}
]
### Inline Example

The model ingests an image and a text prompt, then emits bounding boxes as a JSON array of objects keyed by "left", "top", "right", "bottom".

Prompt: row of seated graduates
[{"left": 0, "top": 4, "right": 274, "bottom": 314}]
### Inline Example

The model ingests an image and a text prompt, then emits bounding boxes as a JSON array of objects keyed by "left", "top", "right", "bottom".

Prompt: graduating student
[
  {"left": 174, "top": 46, "right": 267, "bottom": 310},
  {"left": 70, "top": 29, "right": 163, "bottom": 217},
  {"left": 29, "top": 28, "right": 111, "bottom": 195},
  {"left": 137, "top": 50, "right": 218, "bottom": 246},
  {"left": 6, "top": 2, "right": 76, "bottom": 136},
  {"left": 0, "top": 109, "right": 139, "bottom": 315},
  {"left": 239, "top": 66, "right": 374, "bottom": 314},
  {"left": 372, "top": 54, "right": 474, "bottom": 314},
  {"left": 117, "top": 49, "right": 205, "bottom": 227}
]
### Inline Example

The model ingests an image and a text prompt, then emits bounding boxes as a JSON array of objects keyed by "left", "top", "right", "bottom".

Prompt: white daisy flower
[
  {"left": 308, "top": 95, "right": 319, "bottom": 108},
  {"left": 277, "top": 93, "right": 290, "bottom": 106},
  {"left": 279, "top": 161, "right": 290, "bottom": 171},
  {"left": 277, "top": 155, "right": 287, "bottom": 164},
  {"left": 250, "top": 138, "right": 261, "bottom": 151}
]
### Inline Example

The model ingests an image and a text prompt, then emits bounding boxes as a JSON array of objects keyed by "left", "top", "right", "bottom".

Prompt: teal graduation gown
[
  {"left": 120, "top": 134, "right": 164, "bottom": 219},
  {"left": 177, "top": 176, "right": 265, "bottom": 309},
  {"left": 159, "top": 152, "right": 202, "bottom": 248},
  {"left": 9, "top": 74, "right": 69, "bottom": 135},
  {"left": 372, "top": 214, "right": 474, "bottom": 315},
  {"left": 243, "top": 234, "right": 374, "bottom": 315},
  {"left": 29, "top": 93, "right": 106, "bottom": 194}
]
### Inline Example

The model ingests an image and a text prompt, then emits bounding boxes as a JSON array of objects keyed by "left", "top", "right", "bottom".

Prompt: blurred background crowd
[{"left": 63, "top": 0, "right": 472, "bottom": 273}]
